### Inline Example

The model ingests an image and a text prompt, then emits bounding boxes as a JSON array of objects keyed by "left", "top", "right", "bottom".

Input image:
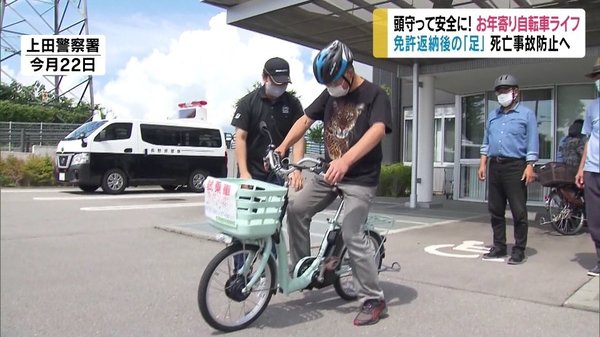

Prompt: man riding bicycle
[{"left": 274, "top": 40, "right": 392, "bottom": 326}]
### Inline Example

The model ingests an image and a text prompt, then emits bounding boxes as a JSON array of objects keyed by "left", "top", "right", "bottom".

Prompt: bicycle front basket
[
  {"left": 537, "top": 162, "right": 577, "bottom": 187},
  {"left": 204, "top": 177, "right": 287, "bottom": 239}
]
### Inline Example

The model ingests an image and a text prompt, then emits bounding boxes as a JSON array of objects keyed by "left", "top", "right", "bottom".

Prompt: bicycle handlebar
[
  {"left": 264, "top": 145, "right": 328, "bottom": 176},
  {"left": 259, "top": 120, "right": 328, "bottom": 177}
]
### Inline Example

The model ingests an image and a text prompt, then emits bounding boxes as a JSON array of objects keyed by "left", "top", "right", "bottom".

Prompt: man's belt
[{"left": 489, "top": 156, "right": 525, "bottom": 163}]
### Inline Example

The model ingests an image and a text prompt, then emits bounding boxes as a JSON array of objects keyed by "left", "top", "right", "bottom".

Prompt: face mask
[
  {"left": 327, "top": 83, "right": 349, "bottom": 97},
  {"left": 497, "top": 91, "right": 514, "bottom": 107},
  {"left": 265, "top": 82, "right": 287, "bottom": 98},
  {"left": 595, "top": 79, "right": 600, "bottom": 92}
]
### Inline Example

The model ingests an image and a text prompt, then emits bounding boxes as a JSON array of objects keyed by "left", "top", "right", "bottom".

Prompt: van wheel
[
  {"left": 79, "top": 185, "right": 99, "bottom": 193},
  {"left": 102, "top": 168, "right": 127, "bottom": 194},
  {"left": 188, "top": 170, "right": 208, "bottom": 193}
]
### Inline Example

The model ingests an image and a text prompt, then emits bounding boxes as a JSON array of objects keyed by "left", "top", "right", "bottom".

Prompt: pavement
[
  {"left": 2, "top": 187, "right": 598, "bottom": 337},
  {"left": 156, "top": 194, "right": 600, "bottom": 314}
]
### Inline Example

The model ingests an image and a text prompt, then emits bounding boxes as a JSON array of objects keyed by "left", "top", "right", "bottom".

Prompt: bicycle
[
  {"left": 536, "top": 162, "right": 586, "bottom": 235},
  {"left": 197, "top": 124, "right": 394, "bottom": 332}
]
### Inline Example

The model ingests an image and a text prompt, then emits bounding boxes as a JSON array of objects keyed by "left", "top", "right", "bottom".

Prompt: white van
[{"left": 54, "top": 118, "right": 228, "bottom": 194}]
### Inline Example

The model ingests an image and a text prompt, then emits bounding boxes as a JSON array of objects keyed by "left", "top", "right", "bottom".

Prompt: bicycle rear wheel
[
  {"left": 547, "top": 191, "right": 585, "bottom": 235},
  {"left": 334, "top": 231, "right": 384, "bottom": 301},
  {"left": 198, "top": 243, "right": 276, "bottom": 332}
]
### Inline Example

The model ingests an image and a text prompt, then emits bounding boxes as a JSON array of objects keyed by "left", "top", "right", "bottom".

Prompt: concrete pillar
[{"left": 417, "top": 75, "right": 435, "bottom": 203}]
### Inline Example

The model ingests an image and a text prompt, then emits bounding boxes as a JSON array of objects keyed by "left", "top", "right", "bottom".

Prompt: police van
[{"left": 54, "top": 101, "right": 228, "bottom": 194}]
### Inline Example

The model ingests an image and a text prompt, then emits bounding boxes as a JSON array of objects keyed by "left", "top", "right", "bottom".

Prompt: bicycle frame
[{"left": 234, "top": 197, "right": 349, "bottom": 295}]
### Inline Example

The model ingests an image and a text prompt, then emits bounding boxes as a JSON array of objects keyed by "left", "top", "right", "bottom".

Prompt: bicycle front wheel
[
  {"left": 548, "top": 191, "right": 585, "bottom": 235},
  {"left": 334, "top": 231, "right": 384, "bottom": 301},
  {"left": 198, "top": 243, "right": 276, "bottom": 332}
]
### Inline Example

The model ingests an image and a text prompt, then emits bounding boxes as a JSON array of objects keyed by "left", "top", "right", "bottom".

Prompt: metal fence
[
  {"left": 0, "top": 122, "right": 79, "bottom": 152},
  {"left": 0, "top": 122, "right": 327, "bottom": 155}
]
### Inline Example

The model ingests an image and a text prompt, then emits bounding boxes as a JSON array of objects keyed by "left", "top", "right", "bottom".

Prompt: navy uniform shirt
[
  {"left": 480, "top": 102, "right": 539, "bottom": 162},
  {"left": 231, "top": 86, "right": 303, "bottom": 179}
]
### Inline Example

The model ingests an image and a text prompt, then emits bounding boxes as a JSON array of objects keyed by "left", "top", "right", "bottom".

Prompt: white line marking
[
  {"left": 1, "top": 189, "right": 75, "bottom": 193},
  {"left": 36, "top": 193, "right": 203, "bottom": 201},
  {"left": 424, "top": 244, "right": 479, "bottom": 258},
  {"left": 380, "top": 214, "right": 485, "bottom": 234},
  {"left": 81, "top": 202, "right": 204, "bottom": 211}
]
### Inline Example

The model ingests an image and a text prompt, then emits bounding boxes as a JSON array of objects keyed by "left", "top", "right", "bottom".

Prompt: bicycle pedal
[{"left": 324, "top": 257, "right": 340, "bottom": 271}]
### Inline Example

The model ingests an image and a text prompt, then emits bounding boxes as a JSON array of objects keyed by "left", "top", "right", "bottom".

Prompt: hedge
[
  {"left": 0, "top": 154, "right": 56, "bottom": 187},
  {"left": 377, "top": 162, "right": 411, "bottom": 197},
  {"left": 0, "top": 156, "right": 411, "bottom": 197}
]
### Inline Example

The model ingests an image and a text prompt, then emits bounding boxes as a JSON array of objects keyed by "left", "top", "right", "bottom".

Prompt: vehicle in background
[{"left": 55, "top": 101, "right": 227, "bottom": 194}]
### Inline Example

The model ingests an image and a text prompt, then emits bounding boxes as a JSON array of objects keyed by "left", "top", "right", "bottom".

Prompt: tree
[
  {"left": 306, "top": 121, "right": 324, "bottom": 144},
  {"left": 0, "top": 80, "right": 95, "bottom": 123}
]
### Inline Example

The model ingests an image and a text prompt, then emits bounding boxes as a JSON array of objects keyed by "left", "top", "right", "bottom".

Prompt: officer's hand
[
  {"left": 240, "top": 172, "right": 252, "bottom": 180},
  {"left": 521, "top": 165, "right": 536, "bottom": 185},
  {"left": 274, "top": 145, "right": 285, "bottom": 158},
  {"left": 575, "top": 168, "right": 585, "bottom": 188},
  {"left": 477, "top": 164, "right": 486, "bottom": 181}
]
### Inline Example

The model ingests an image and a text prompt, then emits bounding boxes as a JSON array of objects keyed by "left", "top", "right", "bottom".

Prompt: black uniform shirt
[{"left": 231, "top": 86, "right": 304, "bottom": 179}]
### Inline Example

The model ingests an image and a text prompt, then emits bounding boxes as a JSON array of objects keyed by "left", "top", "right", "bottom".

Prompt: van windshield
[{"left": 64, "top": 121, "right": 108, "bottom": 140}]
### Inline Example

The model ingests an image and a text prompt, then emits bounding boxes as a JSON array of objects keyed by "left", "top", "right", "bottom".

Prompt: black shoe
[
  {"left": 587, "top": 265, "right": 600, "bottom": 277},
  {"left": 482, "top": 247, "right": 507, "bottom": 260},
  {"left": 508, "top": 250, "right": 527, "bottom": 265}
]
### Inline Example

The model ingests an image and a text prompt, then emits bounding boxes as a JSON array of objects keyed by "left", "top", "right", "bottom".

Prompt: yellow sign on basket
[{"left": 373, "top": 8, "right": 586, "bottom": 59}]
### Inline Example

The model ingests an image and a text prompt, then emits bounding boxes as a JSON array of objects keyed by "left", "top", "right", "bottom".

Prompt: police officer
[
  {"left": 478, "top": 74, "right": 539, "bottom": 265},
  {"left": 231, "top": 57, "right": 304, "bottom": 188}
]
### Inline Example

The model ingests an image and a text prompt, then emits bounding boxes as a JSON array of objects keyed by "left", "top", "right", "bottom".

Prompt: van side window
[
  {"left": 141, "top": 124, "right": 222, "bottom": 148},
  {"left": 95, "top": 123, "right": 132, "bottom": 141}
]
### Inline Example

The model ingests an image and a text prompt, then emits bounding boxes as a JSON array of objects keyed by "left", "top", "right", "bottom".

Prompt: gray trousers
[{"left": 286, "top": 174, "right": 384, "bottom": 301}]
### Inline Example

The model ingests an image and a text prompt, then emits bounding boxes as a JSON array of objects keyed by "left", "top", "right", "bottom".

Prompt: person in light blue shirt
[
  {"left": 478, "top": 74, "right": 539, "bottom": 265},
  {"left": 575, "top": 58, "right": 600, "bottom": 277}
]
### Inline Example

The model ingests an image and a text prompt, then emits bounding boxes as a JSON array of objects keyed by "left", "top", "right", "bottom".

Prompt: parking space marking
[
  {"left": 384, "top": 214, "right": 487, "bottom": 234},
  {"left": 81, "top": 202, "right": 204, "bottom": 211}
]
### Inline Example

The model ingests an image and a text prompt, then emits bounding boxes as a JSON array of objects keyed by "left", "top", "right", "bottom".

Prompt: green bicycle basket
[{"left": 204, "top": 177, "right": 287, "bottom": 239}]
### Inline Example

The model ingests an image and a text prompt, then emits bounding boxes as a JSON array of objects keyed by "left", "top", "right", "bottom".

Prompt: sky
[{"left": 1, "top": 0, "right": 369, "bottom": 133}]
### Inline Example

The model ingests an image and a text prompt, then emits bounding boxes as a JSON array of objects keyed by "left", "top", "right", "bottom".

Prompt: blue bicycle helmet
[{"left": 312, "top": 40, "right": 353, "bottom": 85}]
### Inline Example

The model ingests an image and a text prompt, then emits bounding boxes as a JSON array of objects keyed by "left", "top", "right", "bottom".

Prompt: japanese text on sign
[
  {"left": 20, "top": 35, "right": 106, "bottom": 75},
  {"left": 373, "top": 9, "right": 585, "bottom": 58},
  {"left": 204, "top": 177, "right": 239, "bottom": 226}
]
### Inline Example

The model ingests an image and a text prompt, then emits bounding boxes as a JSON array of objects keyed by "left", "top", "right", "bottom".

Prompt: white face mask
[
  {"left": 327, "top": 83, "right": 349, "bottom": 97},
  {"left": 595, "top": 79, "right": 600, "bottom": 92},
  {"left": 497, "top": 91, "right": 514, "bottom": 107},
  {"left": 265, "top": 82, "right": 287, "bottom": 98}
]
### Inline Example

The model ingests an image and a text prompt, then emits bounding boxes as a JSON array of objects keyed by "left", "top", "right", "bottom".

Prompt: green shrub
[
  {"left": 0, "top": 155, "right": 56, "bottom": 186},
  {"left": 23, "top": 155, "right": 55, "bottom": 186},
  {"left": 377, "top": 163, "right": 411, "bottom": 197},
  {"left": 0, "top": 155, "right": 25, "bottom": 186}
]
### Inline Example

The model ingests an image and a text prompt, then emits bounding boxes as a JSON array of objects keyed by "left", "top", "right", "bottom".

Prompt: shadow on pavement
[
  {"left": 574, "top": 252, "right": 598, "bottom": 270},
  {"left": 253, "top": 281, "right": 417, "bottom": 329}
]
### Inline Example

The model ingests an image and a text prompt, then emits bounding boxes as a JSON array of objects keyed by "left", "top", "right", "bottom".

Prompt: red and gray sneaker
[{"left": 353, "top": 299, "right": 387, "bottom": 326}]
